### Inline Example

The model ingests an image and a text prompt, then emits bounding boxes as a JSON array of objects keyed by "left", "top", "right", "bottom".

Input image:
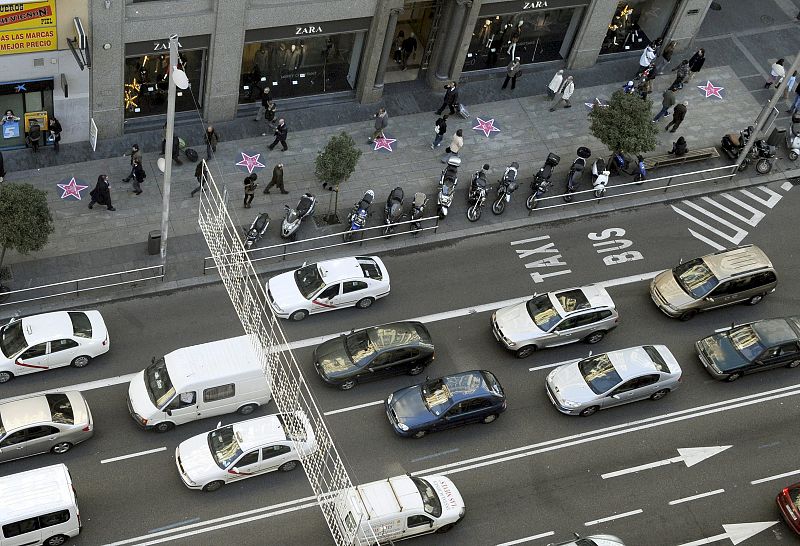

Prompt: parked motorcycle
[
  {"left": 721, "top": 125, "right": 754, "bottom": 171},
  {"left": 384, "top": 187, "right": 405, "bottom": 235},
  {"left": 410, "top": 192, "right": 428, "bottom": 235},
  {"left": 280, "top": 193, "right": 316, "bottom": 239},
  {"left": 563, "top": 147, "right": 591, "bottom": 202},
  {"left": 492, "top": 162, "right": 519, "bottom": 215},
  {"left": 633, "top": 155, "right": 647, "bottom": 184},
  {"left": 466, "top": 165, "right": 490, "bottom": 222},
  {"left": 343, "top": 190, "right": 375, "bottom": 242},
  {"left": 748, "top": 139, "right": 777, "bottom": 174},
  {"left": 244, "top": 212, "right": 270, "bottom": 249},
  {"left": 591, "top": 158, "right": 610, "bottom": 197},
  {"left": 787, "top": 113, "right": 800, "bottom": 161},
  {"left": 437, "top": 156, "right": 460, "bottom": 219},
  {"left": 526, "top": 152, "right": 560, "bottom": 210}
]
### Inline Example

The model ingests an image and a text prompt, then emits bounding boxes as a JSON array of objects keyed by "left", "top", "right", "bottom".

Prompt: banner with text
[{"left": 0, "top": 1, "right": 57, "bottom": 55}]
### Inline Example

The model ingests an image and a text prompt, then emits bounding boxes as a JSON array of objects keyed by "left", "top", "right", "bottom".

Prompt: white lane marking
[
  {"left": 0, "top": 373, "right": 136, "bottom": 404},
  {"left": 496, "top": 530, "right": 555, "bottom": 545},
  {"left": 668, "top": 489, "right": 725, "bottom": 506},
  {"left": 675, "top": 521, "right": 779, "bottom": 546},
  {"left": 101, "top": 447, "right": 167, "bottom": 464},
  {"left": 510, "top": 235, "right": 550, "bottom": 246},
  {"left": 782, "top": 181, "right": 793, "bottom": 191},
  {"left": 411, "top": 448, "right": 459, "bottom": 463},
  {"left": 584, "top": 509, "right": 643, "bottom": 526},
  {"left": 323, "top": 399, "right": 383, "bottom": 416},
  {"left": 149, "top": 518, "right": 200, "bottom": 534},
  {"left": 595, "top": 270, "right": 660, "bottom": 288},
  {"left": 601, "top": 446, "right": 731, "bottom": 479},
  {"left": 529, "top": 358, "right": 579, "bottom": 372},
  {"left": 750, "top": 468, "right": 800, "bottom": 485}
]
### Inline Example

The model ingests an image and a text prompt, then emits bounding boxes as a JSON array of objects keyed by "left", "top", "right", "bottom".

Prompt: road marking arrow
[
  {"left": 601, "top": 446, "right": 731, "bottom": 479},
  {"left": 676, "top": 521, "right": 778, "bottom": 545}
]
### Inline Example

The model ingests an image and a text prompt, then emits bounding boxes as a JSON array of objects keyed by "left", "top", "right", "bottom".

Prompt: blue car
[{"left": 385, "top": 370, "right": 506, "bottom": 438}]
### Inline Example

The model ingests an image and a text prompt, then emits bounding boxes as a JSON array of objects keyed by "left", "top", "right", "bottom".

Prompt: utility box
[
  {"left": 767, "top": 127, "right": 785, "bottom": 147},
  {"left": 147, "top": 230, "right": 161, "bottom": 255}
]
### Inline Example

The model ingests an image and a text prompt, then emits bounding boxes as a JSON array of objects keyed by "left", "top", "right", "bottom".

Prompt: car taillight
[
  {"left": 82, "top": 424, "right": 92, "bottom": 432},
  {"left": 140, "top": 417, "right": 148, "bottom": 426}
]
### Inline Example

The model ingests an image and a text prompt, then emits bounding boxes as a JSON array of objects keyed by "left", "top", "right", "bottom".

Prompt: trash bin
[
  {"left": 767, "top": 127, "right": 785, "bottom": 147},
  {"left": 147, "top": 230, "right": 161, "bottom": 255}
]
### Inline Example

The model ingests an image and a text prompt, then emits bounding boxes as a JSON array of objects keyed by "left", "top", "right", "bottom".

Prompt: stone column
[
  {"left": 374, "top": 8, "right": 402, "bottom": 89},
  {"left": 434, "top": 0, "right": 470, "bottom": 81},
  {"left": 204, "top": 0, "right": 246, "bottom": 123},
  {"left": 356, "top": 0, "right": 404, "bottom": 103},
  {"left": 566, "top": 0, "right": 619, "bottom": 69},
  {"left": 662, "top": 0, "right": 715, "bottom": 53},
  {"left": 89, "top": 0, "right": 125, "bottom": 138}
]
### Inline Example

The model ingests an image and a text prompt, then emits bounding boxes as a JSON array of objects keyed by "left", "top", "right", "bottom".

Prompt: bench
[{"left": 644, "top": 146, "right": 720, "bottom": 170}]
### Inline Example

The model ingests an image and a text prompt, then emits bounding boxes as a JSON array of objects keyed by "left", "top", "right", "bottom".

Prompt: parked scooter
[
  {"left": 563, "top": 147, "right": 591, "bottom": 202},
  {"left": 591, "top": 158, "right": 610, "bottom": 197},
  {"left": 343, "top": 189, "right": 375, "bottom": 242},
  {"left": 281, "top": 193, "right": 316, "bottom": 239},
  {"left": 384, "top": 187, "right": 405, "bottom": 235},
  {"left": 466, "top": 164, "right": 490, "bottom": 222},
  {"left": 526, "top": 152, "right": 560, "bottom": 210},
  {"left": 409, "top": 192, "right": 428, "bottom": 235},
  {"left": 633, "top": 155, "right": 647, "bottom": 184},
  {"left": 245, "top": 212, "right": 270, "bottom": 249},
  {"left": 721, "top": 125, "right": 754, "bottom": 171},
  {"left": 437, "top": 156, "right": 460, "bottom": 219},
  {"left": 747, "top": 139, "right": 777, "bottom": 174},
  {"left": 787, "top": 113, "right": 800, "bottom": 161},
  {"left": 492, "top": 162, "right": 520, "bottom": 215}
]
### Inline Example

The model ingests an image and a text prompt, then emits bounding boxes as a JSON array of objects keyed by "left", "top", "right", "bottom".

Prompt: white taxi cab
[
  {"left": 175, "top": 411, "right": 316, "bottom": 492},
  {"left": 265, "top": 256, "right": 390, "bottom": 321},
  {"left": 0, "top": 311, "right": 109, "bottom": 383}
]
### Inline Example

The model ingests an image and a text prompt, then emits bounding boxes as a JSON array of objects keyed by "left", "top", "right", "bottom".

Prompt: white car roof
[
  {"left": 164, "top": 335, "right": 263, "bottom": 386},
  {"left": 315, "top": 256, "right": 384, "bottom": 283},
  {"left": 551, "top": 285, "right": 615, "bottom": 315},
  {"left": 0, "top": 391, "right": 85, "bottom": 431},
  {"left": 20, "top": 311, "right": 75, "bottom": 345},
  {"left": 0, "top": 464, "right": 74, "bottom": 521},
  {"left": 232, "top": 414, "right": 288, "bottom": 451},
  {"left": 607, "top": 346, "right": 666, "bottom": 380}
]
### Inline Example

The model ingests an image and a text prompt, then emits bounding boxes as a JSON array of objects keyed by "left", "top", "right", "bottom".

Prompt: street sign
[{"left": 89, "top": 117, "right": 98, "bottom": 151}]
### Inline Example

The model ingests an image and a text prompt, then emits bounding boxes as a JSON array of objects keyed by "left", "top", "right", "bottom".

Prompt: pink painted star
[
  {"left": 373, "top": 136, "right": 397, "bottom": 152},
  {"left": 57, "top": 177, "right": 88, "bottom": 200},
  {"left": 472, "top": 117, "right": 500, "bottom": 138},
  {"left": 236, "top": 152, "right": 265, "bottom": 174},
  {"left": 697, "top": 80, "right": 724, "bottom": 99}
]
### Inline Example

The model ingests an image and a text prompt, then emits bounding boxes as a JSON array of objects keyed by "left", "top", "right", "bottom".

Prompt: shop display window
[
  {"left": 123, "top": 49, "right": 205, "bottom": 118},
  {"left": 600, "top": 1, "right": 675, "bottom": 55}
]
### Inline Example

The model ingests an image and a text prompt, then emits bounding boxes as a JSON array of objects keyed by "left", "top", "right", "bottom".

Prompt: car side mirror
[
  {"left": 611, "top": 394, "right": 621, "bottom": 400},
  {"left": 232, "top": 467, "right": 239, "bottom": 473},
  {"left": 165, "top": 409, "right": 172, "bottom": 416}
]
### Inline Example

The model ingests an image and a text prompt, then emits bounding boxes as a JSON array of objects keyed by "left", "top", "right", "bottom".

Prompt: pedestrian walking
[
  {"left": 622, "top": 80, "right": 636, "bottom": 94},
  {"left": 787, "top": 82, "right": 800, "bottom": 114},
  {"left": 547, "top": 69, "right": 564, "bottom": 99},
  {"left": 502, "top": 58, "right": 522, "bottom": 90},
  {"left": 549, "top": 75, "right": 574, "bottom": 111},
  {"left": 393, "top": 31, "right": 404, "bottom": 64},
  {"left": 637, "top": 77, "right": 652, "bottom": 100},
  {"left": 191, "top": 161, "right": 205, "bottom": 197},
  {"left": 204, "top": 125, "right": 220, "bottom": 159},
  {"left": 131, "top": 159, "right": 146, "bottom": 195},
  {"left": 368, "top": 108, "right": 389, "bottom": 143},
  {"left": 654, "top": 41, "right": 676, "bottom": 75},
  {"left": 161, "top": 133, "right": 182, "bottom": 164},
  {"left": 88, "top": 175, "right": 115, "bottom": 211},
  {"left": 401, "top": 32, "right": 417, "bottom": 70},
  {"left": 265, "top": 100, "right": 277, "bottom": 128},
  {"left": 669, "top": 60, "right": 690, "bottom": 91},
  {"left": 652, "top": 88, "right": 676, "bottom": 122},
  {"left": 26, "top": 121, "right": 41, "bottom": 153},
  {"left": 686, "top": 48, "right": 705, "bottom": 82},
  {"left": 268, "top": 119, "right": 288, "bottom": 151},
  {"left": 431, "top": 114, "right": 448, "bottom": 150},
  {"left": 637, "top": 41, "right": 657, "bottom": 75},
  {"left": 48, "top": 116, "right": 62, "bottom": 152},
  {"left": 122, "top": 144, "right": 142, "bottom": 183},
  {"left": 243, "top": 173, "right": 258, "bottom": 208},
  {"left": 442, "top": 129, "right": 463, "bottom": 163},
  {"left": 665, "top": 101, "right": 688, "bottom": 133},
  {"left": 254, "top": 86, "right": 272, "bottom": 121},
  {"left": 668, "top": 136, "right": 688, "bottom": 157},
  {"left": 435, "top": 82, "right": 459, "bottom": 115},
  {"left": 263, "top": 163, "right": 287, "bottom": 194},
  {"left": 765, "top": 58, "right": 785, "bottom": 88},
  {"left": 783, "top": 71, "right": 798, "bottom": 99}
]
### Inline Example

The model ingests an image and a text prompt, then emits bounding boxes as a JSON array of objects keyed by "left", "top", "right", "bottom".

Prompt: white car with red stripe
[
  {"left": 0, "top": 310, "right": 109, "bottom": 383},
  {"left": 266, "top": 256, "right": 390, "bottom": 321}
]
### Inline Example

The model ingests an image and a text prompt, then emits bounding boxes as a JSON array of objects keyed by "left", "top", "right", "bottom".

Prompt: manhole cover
[{"left": 761, "top": 14, "right": 774, "bottom": 24}]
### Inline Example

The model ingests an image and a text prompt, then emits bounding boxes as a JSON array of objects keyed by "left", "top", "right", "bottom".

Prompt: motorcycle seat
[
  {"left": 444, "top": 165, "right": 459, "bottom": 178},
  {"left": 727, "top": 134, "right": 742, "bottom": 146},
  {"left": 506, "top": 180, "right": 518, "bottom": 192},
  {"left": 389, "top": 203, "right": 402, "bottom": 217},
  {"left": 253, "top": 214, "right": 270, "bottom": 232},
  {"left": 297, "top": 195, "right": 314, "bottom": 216}
]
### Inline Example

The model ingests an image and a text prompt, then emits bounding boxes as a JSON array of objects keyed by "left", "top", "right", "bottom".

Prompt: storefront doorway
[
  {"left": 385, "top": 1, "right": 439, "bottom": 84},
  {"left": 0, "top": 78, "right": 53, "bottom": 150},
  {"left": 600, "top": 1, "right": 680, "bottom": 55}
]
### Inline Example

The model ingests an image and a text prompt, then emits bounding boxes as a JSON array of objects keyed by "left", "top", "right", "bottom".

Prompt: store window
[
  {"left": 0, "top": 78, "right": 54, "bottom": 150},
  {"left": 600, "top": 1, "right": 677, "bottom": 55},
  {"left": 123, "top": 49, "right": 205, "bottom": 118}
]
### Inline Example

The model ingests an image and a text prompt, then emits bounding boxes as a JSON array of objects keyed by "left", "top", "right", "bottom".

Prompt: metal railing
[{"left": 0, "top": 265, "right": 165, "bottom": 308}]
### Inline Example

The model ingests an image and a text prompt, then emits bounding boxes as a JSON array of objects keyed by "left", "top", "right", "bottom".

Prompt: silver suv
[{"left": 492, "top": 284, "right": 619, "bottom": 358}]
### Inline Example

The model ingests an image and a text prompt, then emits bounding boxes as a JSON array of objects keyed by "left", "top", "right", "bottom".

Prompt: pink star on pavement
[
  {"left": 472, "top": 117, "right": 500, "bottom": 138},
  {"left": 697, "top": 80, "right": 724, "bottom": 99},
  {"left": 236, "top": 152, "right": 265, "bottom": 174},
  {"left": 373, "top": 136, "right": 397, "bottom": 152},
  {"left": 57, "top": 177, "right": 89, "bottom": 200}
]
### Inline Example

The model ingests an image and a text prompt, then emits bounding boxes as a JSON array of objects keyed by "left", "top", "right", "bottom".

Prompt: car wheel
[
  {"left": 436, "top": 524, "right": 455, "bottom": 534},
  {"left": 678, "top": 310, "right": 697, "bottom": 321},
  {"left": 725, "top": 372, "right": 743, "bottom": 382},
  {"left": 412, "top": 430, "right": 427, "bottom": 439},
  {"left": 482, "top": 413, "right": 498, "bottom": 424},
  {"left": 746, "top": 294, "right": 764, "bottom": 305},
  {"left": 51, "top": 442, "right": 73, "bottom": 455},
  {"left": 408, "top": 364, "right": 425, "bottom": 376},
  {"left": 579, "top": 406, "right": 599, "bottom": 417},
  {"left": 789, "top": 150, "right": 799, "bottom": 161},
  {"left": 515, "top": 345, "right": 537, "bottom": 359},
  {"left": 71, "top": 355, "right": 91, "bottom": 368},
  {"left": 289, "top": 309, "right": 308, "bottom": 322},
  {"left": 338, "top": 379, "right": 356, "bottom": 391},
  {"left": 584, "top": 331, "right": 606, "bottom": 344},
  {"left": 203, "top": 480, "right": 225, "bottom": 492},
  {"left": 0, "top": 371, "right": 13, "bottom": 383},
  {"left": 279, "top": 460, "right": 299, "bottom": 472},
  {"left": 787, "top": 360, "right": 800, "bottom": 369},
  {"left": 650, "top": 389, "right": 670, "bottom": 401},
  {"left": 154, "top": 421, "right": 174, "bottom": 433},
  {"left": 237, "top": 404, "right": 258, "bottom": 415},
  {"left": 43, "top": 535, "right": 68, "bottom": 546},
  {"left": 356, "top": 297, "right": 375, "bottom": 309}
]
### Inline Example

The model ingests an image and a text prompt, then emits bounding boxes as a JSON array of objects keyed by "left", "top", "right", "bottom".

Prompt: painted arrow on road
[
  {"left": 601, "top": 446, "right": 731, "bottom": 479},
  {"left": 676, "top": 521, "right": 778, "bottom": 545}
]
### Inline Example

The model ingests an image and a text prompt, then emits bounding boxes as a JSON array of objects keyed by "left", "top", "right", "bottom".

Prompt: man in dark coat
[
  {"left": 88, "top": 175, "right": 115, "bottom": 211},
  {"left": 665, "top": 101, "right": 688, "bottom": 133},
  {"left": 400, "top": 32, "right": 417, "bottom": 70},
  {"left": 131, "top": 159, "right": 146, "bottom": 195},
  {"left": 49, "top": 116, "right": 62, "bottom": 152},
  {"left": 263, "top": 163, "right": 287, "bottom": 194},
  {"left": 435, "top": 82, "right": 459, "bottom": 115},
  {"left": 254, "top": 86, "right": 273, "bottom": 121},
  {"left": 268, "top": 119, "right": 288, "bottom": 151},
  {"left": 686, "top": 48, "right": 705, "bottom": 82}
]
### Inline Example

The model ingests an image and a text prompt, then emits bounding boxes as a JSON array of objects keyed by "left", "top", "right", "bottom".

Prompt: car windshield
[
  {"left": 421, "top": 379, "right": 453, "bottom": 416},
  {"left": 673, "top": 258, "right": 719, "bottom": 298},
  {"left": 481, "top": 371, "right": 504, "bottom": 397},
  {"left": 526, "top": 293, "right": 563, "bottom": 332},
  {"left": 789, "top": 485, "right": 800, "bottom": 510},
  {"left": 144, "top": 358, "right": 176, "bottom": 409},
  {"left": 727, "top": 325, "right": 766, "bottom": 361},
  {"left": 579, "top": 354, "right": 623, "bottom": 394},
  {"left": 294, "top": 264, "right": 324, "bottom": 299},
  {"left": 277, "top": 412, "right": 308, "bottom": 442},
  {"left": 0, "top": 320, "right": 27, "bottom": 358},
  {"left": 208, "top": 425, "right": 243, "bottom": 469},
  {"left": 643, "top": 345, "right": 669, "bottom": 373},
  {"left": 411, "top": 477, "right": 442, "bottom": 518},
  {"left": 345, "top": 331, "right": 377, "bottom": 362},
  {"left": 46, "top": 393, "right": 75, "bottom": 424},
  {"left": 68, "top": 311, "right": 93, "bottom": 338}
]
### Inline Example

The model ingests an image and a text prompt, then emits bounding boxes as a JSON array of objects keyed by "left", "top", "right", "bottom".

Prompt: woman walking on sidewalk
[
  {"left": 431, "top": 114, "right": 448, "bottom": 149},
  {"left": 243, "top": 173, "right": 258, "bottom": 208},
  {"left": 547, "top": 69, "right": 564, "bottom": 99},
  {"left": 549, "top": 76, "right": 574, "bottom": 111}
]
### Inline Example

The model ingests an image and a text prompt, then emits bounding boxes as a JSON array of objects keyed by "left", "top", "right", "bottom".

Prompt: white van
[
  {"left": 334, "top": 474, "right": 465, "bottom": 545},
  {"left": 126, "top": 335, "right": 272, "bottom": 432},
  {"left": 0, "top": 463, "right": 81, "bottom": 546}
]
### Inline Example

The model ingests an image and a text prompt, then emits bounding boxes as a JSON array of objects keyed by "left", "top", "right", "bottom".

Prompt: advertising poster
[{"left": 0, "top": 1, "right": 58, "bottom": 55}]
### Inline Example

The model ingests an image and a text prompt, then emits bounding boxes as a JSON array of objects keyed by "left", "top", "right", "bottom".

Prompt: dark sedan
[
  {"left": 777, "top": 482, "right": 800, "bottom": 535},
  {"left": 313, "top": 321, "right": 434, "bottom": 390},
  {"left": 385, "top": 370, "right": 506, "bottom": 438},
  {"left": 696, "top": 316, "right": 800, "bottom": 382}
]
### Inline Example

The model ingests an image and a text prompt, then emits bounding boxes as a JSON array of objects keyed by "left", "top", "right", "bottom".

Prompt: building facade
[{"left": 88, "top": 0, "right": 714, "bottom": 138}]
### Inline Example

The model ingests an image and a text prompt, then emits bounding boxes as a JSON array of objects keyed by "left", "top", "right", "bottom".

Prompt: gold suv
[{"left": 650, "top": 245, "right": 777, "bottom": 321}]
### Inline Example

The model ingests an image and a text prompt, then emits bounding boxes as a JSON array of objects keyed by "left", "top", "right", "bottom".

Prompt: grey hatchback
[{"left": 0, "top": 391, "right": 93, "bottom": 463}]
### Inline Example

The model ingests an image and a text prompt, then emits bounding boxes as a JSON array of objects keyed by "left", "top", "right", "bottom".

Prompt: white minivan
[
  {"left": 126, "top": 335, "right": 272, "bottom": 432},
  {"left": 0, "top": 463, "right": 81, "bottom": 546}
]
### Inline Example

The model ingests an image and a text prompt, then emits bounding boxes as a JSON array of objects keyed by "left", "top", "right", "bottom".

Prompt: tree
[
  {"left": 588, "top": 90, "right": 658, "bottom": 156},
  {"left": 314, "top": 132, "right": 362, "bottom": 221},
  {"left": 0, "top": 183, "right": 55, "bottom": 281}
]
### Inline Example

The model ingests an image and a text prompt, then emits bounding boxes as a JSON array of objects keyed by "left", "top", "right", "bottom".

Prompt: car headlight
[
  {"left": 397, "top": 422, "right": 409, "bottom": 431},
  {"left": 505, "top": 339, "right": 516, "bottom": 348},
  {"left": 272, "top": 301, "right": 283, "bottom": 312},
  {"left": 561, "top": 399, "right": 582, "bottom": 409}
]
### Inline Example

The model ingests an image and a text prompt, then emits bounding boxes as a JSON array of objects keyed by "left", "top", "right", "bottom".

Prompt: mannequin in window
[
  {"left": 277, "top": 42, "right": 288, "bottom": 69},
  {"left": 254, "top": 43, "right": 270, "bottom": 75},
  {"left": 288, "top": 41, "right": 304, "bottom": 71},
  {"left": 478, "top": 19, "right": 492, "bottom": 46},
  {"left": 507, "top": 20, "right": 523, "bottom": 60}
]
